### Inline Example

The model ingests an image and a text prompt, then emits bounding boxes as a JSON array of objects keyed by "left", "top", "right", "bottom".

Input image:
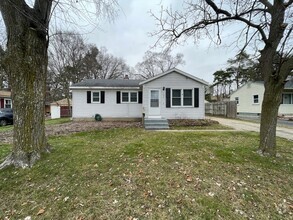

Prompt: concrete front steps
[{"left": 144, "top": 118, "right": 169, "bottom": 130}]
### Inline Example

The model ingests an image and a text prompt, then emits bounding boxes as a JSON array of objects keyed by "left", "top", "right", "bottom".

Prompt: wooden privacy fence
[{"left": 205, "top": 101, "right": 237, "bottom": 118}]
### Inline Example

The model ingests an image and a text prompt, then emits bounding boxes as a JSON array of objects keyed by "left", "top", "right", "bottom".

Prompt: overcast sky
[
  {"left": 1, "top": 0, "right": 242, "bottom": 84},
  {"left": 84, "top": 0, "right": 240, "bottom": 83}
]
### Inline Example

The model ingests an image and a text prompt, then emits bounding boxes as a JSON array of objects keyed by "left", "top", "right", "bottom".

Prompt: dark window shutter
[
  {"left": 116, "top": 91, "right": 121, "bottom": 104},
  {"left": 87, "top": 91, "right": 91, "bottom": 103},
  {"left": 194, "top": 88, "right": 199, "bottom": 108},
  {"left": 166, "top": 88, "right": 171, "bottom": 108},
  {"left": 101, "top": 91, "right": 105, "bottom": 103},
  {"left": 138, "top": 91, "right": 142, "bottom": 104}
]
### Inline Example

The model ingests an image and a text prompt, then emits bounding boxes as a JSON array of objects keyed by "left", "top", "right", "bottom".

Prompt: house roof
[
  {"left": 139, "top": 68, "right": 210, "bottom": 86},
  {"left": 70, "top": 79, "right": 143, "bottom": 89},
  {"left": 284, "top": 76, "right": 293, "bottom": 89},
  {"left": 51, "top": 98, "right": 72, "bottom": 106},
  {"left": 0, "top": 90, "right": 11, "bottom": 98}
]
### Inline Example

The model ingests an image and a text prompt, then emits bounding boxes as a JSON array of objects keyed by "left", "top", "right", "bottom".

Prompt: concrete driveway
[{"left": 209, "top": 117, "right": 293, "bottom": 141}]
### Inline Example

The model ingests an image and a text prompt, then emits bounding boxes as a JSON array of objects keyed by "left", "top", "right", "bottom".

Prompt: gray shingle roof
[{"left": 71, "top": 79, "right": 143, "bottom": 88}]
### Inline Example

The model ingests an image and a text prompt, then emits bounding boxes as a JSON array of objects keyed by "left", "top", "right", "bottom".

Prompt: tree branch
[
  {"left": 34, "top": 0, "right": 53, "bottom": 26},
  {"left": 205, "top": 0, "right": 231, "bottom": 17},
  {"left": 204, "top": 1, "right": 268, "bottom": 42},
  {"left": 259, "top": 0, "right": 273, "bottom": 9},
  {"left": 284, "top": 0, "right": 293, "bottom": 7}
]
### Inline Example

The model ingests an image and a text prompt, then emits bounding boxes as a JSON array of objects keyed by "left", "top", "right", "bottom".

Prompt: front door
[{"left": 149, "top": 89, "right": 160, "bottom": 118}]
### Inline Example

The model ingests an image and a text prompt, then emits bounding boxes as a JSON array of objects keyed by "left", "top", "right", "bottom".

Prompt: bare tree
[
  {"left": 135, "top": 50, "right": 185, "bottom": 79},
  {"left": 48, "top": 31, "right": 88, "bottom": 101},
  {"left": 0, "top": 0, "right": 117, "bottom": 169},
  {"left": 152, "top": 0, "right": 293, "bottom": 156},
  {"left": 96, "top": 47, "right": 131, "bottom": 79},
  {"left": 48, "top": 31, "right": 92, "bottom": 117},
  {"left": 0, "top": 45, "right": 9, "bottom": 89}
]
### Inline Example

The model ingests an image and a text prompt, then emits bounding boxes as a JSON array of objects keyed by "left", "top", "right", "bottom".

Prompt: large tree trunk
[
  {"left": 8, "top": 30, "right": 50, "bottom": 168},
  {"left": 258, "top": 78, "right": 284, "bottom": 156},
  {"left": 0, "top": 0, "right": 52, "bottom": 168},
  {"left": 257, "top": 1, "right": 290, "bottom": 157}
]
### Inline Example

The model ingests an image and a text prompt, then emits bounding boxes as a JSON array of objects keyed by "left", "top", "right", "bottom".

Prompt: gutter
[{"left": 69, "top": 86, "right": 141, "bottom": 90}]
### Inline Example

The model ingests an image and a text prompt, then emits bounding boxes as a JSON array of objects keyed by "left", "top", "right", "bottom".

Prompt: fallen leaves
[
  {"left": 37, "top": 208, "right": 45, "bottom": 216},
  {"left": 64, "top": 196, "right": 70, "bottom": 202},
  {"left": 186, "top": 175, "right": 193, "bottom": 182}
]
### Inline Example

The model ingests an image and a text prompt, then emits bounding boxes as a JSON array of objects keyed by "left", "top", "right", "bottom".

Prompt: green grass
[
  {"left": 0, "top": 118, "right": 71, "bottom": 132},
  {"left": 0, "top": 128, "right": 292, "bottom": 219},
  {"left": 45, "top": 117, "right": 71, "bottom": 125},
  {"left": 0, "top": 125, "right": 13, "bottom": 132}
]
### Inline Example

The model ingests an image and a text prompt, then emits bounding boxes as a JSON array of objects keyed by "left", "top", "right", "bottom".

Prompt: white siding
[
  {"left": 279, "top": 104, "right": 293, "bottom": 115},
  {"left": 142, "top": 71, "right": 205, "bottom": 119},
  {"left": 230, "top": 82, "right": 293, "bottom": 115},
  {"left": 279, "top": 91, "right": 293, "bottom": 115},
  {"left": 50, "top": 106, "right": 60, "bottom": 119},
  {"left": 230, "top": 82, "right": 263, "bottom": 114},
  {"left": 72, "top": 89, "right": 142, "bottom": 119}
]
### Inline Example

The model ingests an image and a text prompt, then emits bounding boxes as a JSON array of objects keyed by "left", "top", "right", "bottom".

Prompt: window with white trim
[
  {"left": 172, "top": 89, "right": 181, "bottom": 106},
  {"left": 130, "top": 92, "right": 138, "bottom": 102},
  {"left": 121, "top": 91, "right": 138, "bottom": 103},
  {"left": 172, "top": 89, "right": 193, "bottom": 107},
  {"left": 253, "top": 95, "right": 259, "bottom": 104},
  {"left": 92, "top": 91, "right": 100, "bottom": 103},
  {"left": 4, "top": 99, "right": 12, "bottom": 108},
  {"left": 235, "top": 97, "right": 239, "bottom": 104},
  {"left": 282, "top": 93, "right": 293, "bottom": 104},
  {"left": 183, "top": 89, "right": 192, "bottom": 106}
]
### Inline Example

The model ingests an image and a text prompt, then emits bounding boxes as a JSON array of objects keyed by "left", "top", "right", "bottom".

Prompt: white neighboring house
[
  {"left": 70, "top": 68, "right": 209, "bottom": 121},
  {"left": 230, "top": 79, "right": 293, "bottom": 116}
]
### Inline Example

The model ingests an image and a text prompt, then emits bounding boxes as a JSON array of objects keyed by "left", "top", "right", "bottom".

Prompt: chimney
[{"left": 124, "top": 75, "right": 129, "bottom": 80}]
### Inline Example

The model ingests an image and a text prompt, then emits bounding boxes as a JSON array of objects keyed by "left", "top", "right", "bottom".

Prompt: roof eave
[
  {"left": 139, "top": 68, "right": 209, "bottom": 86},
  {"left": 70, "top": 86, "right": 141, "bottom": 90}
]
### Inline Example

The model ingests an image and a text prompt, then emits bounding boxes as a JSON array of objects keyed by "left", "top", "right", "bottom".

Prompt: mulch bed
[
  {"left": 168, "top": 119, "right": 219, "bottom": 127},
  {"left": 0, "top": 121, "right": 142, "bottom": 144},
  {"left": 0, "top": 119, "right": 220, "bottom": 144}
]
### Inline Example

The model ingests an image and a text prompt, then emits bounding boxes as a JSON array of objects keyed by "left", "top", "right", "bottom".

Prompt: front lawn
[{"left": 0, "top": 128, "right": 292, "bottom": 219}]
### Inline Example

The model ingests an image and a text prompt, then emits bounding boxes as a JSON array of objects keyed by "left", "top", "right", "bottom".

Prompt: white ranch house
[
  {"left": 230, "top": 79, "right": 293, "bottom": 116},
  {"left": 70, "top": 68, "right": 209, "bottom": 129}
]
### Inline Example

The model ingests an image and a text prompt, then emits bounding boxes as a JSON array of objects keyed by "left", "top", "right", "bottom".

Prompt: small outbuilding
[{"left": 50, "top": 98, "right": 72, "bottom": 119}]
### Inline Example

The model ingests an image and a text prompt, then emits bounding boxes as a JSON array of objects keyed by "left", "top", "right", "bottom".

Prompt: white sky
[{"left": 84, "top": 0, "right": 240, "bottom": 83}]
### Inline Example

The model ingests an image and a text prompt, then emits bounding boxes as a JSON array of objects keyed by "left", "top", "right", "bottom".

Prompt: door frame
[{"left": 148, "top": 89, "right": 161, "bottom": 118}]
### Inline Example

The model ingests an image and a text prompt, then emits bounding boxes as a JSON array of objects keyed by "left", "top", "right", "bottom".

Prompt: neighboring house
[
  {"left": 0, "top": 90, "right": 12, "bottom": 109},
  {"left": 70, "top": 68, "right": 209, "bottom": 122},
  {"left": 230, "top": 79, "right": 293, "bottom": 116},
  {"left": 50, "top": 98, "right": 72, "bottom": 119}
]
